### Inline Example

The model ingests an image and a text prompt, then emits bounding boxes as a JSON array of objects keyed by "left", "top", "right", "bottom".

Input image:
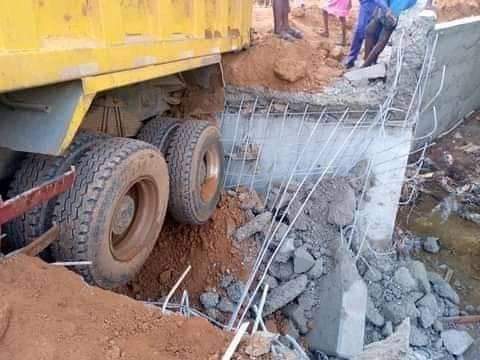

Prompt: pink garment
[{"left": 324, "top": 0, "right": 351, "bottom": 18}]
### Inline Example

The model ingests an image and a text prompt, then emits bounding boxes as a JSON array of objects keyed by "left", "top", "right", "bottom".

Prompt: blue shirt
[
  {"left": 389, "top": 0, "right": 417, "bottom": 16},
  {"left": 365, "top": 0, "right": 417, "bottom": 16}
]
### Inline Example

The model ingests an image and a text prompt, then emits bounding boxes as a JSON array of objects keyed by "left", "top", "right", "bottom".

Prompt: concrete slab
[
  {"left": 344, "top": 64, "right": 387, "bottom": 82},
  {"left": 307, "top": 247, "right": 367, "bottom": 358}
]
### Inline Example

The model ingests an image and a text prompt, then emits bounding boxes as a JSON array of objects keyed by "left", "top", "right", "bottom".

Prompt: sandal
[
  {"left": 287, "top": 27, "right": 304, "bottom": 39},
  {"left": 277, "top": 31, "right": 296, "bottom": 41}
]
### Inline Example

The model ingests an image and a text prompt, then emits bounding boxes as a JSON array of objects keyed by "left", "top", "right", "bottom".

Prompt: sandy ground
[
  {"left": 436, "top": 0, "right": 480, "bottom": 22},
  {"left": 116, "top": 195, "right": 252, "bottom": 305},
  {"left": 0, "top": 255, "right": 231, "bottom": 360},
  {"left": 223, "top": 1, "right": 359, "bottom": 93}
]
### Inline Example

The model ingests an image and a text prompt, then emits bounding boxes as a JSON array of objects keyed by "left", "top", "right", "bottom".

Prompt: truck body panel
[{"left": 0, "top": 0, "right": 252, "bottom": 93}]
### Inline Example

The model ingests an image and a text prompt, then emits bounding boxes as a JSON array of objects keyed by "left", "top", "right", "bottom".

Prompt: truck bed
[{"left": 0, "top": 0, "right": 252, "bottom": 93}]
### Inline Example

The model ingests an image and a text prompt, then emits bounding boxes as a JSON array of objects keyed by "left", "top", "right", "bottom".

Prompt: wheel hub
[
  {"left": 199, "top": 145, "right": 220, "bottom": 202},
  {"left": 112, "top": 194, "right": 136, "bottom": 236}
]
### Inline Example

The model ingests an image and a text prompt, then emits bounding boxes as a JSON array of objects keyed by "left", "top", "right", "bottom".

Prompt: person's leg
[
  {"left": 364, "top": 15, "right": 381, "bottom": 61},
  {"left": 273, "top": 0, "right": 283, "bottom": 33},
  {"left": 340, "top": 16, "right": 347, "bottom": 46},
  {"left": 322, "top": 10, "right": 330, "bottom": 37},
  {"left": 345, "top": 1, "right": 377, "bottom": 67},
  {"left": 363, "top": 26, "right": 394, "bottom": 67}
]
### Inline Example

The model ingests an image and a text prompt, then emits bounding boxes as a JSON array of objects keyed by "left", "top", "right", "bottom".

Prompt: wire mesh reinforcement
[{"left": 215, "top": 27, "right": 447, "bottom": 331}]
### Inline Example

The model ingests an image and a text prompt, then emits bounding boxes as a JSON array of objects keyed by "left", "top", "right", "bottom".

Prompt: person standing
[
  {"left": 273, "top": 0, "right": 304, "bottom": 40},
  {"left": 321, "top": 0, "right": 352, "bottom": 46},
  {"left": 344, "top": 0, "right": 389, "bottom": 68},
  {"left": 362, "top": 0, "right": 417, "bottom": 67}
]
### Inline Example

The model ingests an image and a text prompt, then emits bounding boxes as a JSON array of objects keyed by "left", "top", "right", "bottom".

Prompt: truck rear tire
[
  {"left": 4, "top": 131, "right": 106, "bottom": 252},
  {"left": 52, "top": 138, "right": 169, "bottom": 289},
  {"left": 135, "top": 117, "right": 181, "bottom": 154},
  {"left": 166, "top": 120, "right": 224, "bottom": 225}
]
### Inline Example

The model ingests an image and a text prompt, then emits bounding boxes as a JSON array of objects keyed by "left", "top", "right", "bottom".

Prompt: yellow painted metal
[
  {"left": 59, "top": 92, "right": 96, "bottom": 153},
  {"left": 82, "top": 54, "right": 221, "bottom": 95},
  {"left": 0, "top": 0, "right": 253, "bottom": 93}
]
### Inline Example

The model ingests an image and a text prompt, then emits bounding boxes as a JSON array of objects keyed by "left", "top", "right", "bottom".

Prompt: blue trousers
[{"left": 346, "top": 1, "right": 378, "bottom": 65}]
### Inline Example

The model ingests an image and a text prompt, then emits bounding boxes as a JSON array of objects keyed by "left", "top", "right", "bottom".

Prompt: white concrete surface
[{"left": 416, "top": 16, "right": 480, "bottom": 143}]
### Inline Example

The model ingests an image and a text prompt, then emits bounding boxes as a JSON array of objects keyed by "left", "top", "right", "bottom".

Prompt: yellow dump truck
[{"left": 0, "top": 0, "right": 252, "bottom": 288}]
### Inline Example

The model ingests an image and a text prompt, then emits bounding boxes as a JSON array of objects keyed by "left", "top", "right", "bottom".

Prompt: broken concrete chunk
[
  {"left": 441, "top": 330, "right": 474, "bottom": 356},
  {"left": 369, "top": 283, "right": 384, "bottom": 301},
  {"left": 382, "top": 321, "right": 393, "bottom": 338},
  {"left": 227, "top": 281, "right": 245, "bottom": 304},
  {"left": 220, "top": 274, "right": 234, "bottom": 289},
  {"left": 269, "top": 261, "right": 294, "bottom": 282},
  {"left": 464, "top": 338, "right": 480, "bottom": 360},
  {"left": 327, "top": 184, "right": 356, "bottom": 226},
  {"left": 263, "top": 275, "right": 279, "bottom": 289},
  {"left": 366, "top": 296, "right": 385, "bottom": 327},
  {"left": 352, "top": 318, "right": 410, "bottom": 360},
  {"left": 307, "top": 249, "right": 367, "bottom": 358},
  {"left": 344, "top": 63, "right": 387, "bottom": 82},
  {"left": 418, "top": 306, "right": 436, "bottom": 329},
  {"left": 263, "top": 275, "right": 308, "bottom": 316},
  {"left": 423, "top": 236, "right": 440, "bottom": 254},
  {"left": 409, "top": 325, "right": 429, "bottom": 347},
  {"left": 383, "top": 301, "right": 408, "bottom": 325},
  {"left": 284, "top": 304, "right": 309, "bottom": 335},
  {"left": 293, "top": 248, "right": 315, "bottom": 274},
  {"left": 406, "top": 260, "right": 431, "bottom": 294},
  {"left": 234, "top": 212, "right": 272, "bottom": 242},
  {"left": 205, "top": 308, "right": 222, "bottom": 321},
  {"left": 416, "top": 293, "right": 438, "bottom": 318},
  {"left": 274, "top": 58, "right": 307, "bottom": 83},
  {"left": 275, "top": 236, "right": 295, "bottom": 263},
  {"left": 307, "top": 259, "right": 324, "bottom": 280},
  {"left": 217, "top": 297, "right": 234, "bottom": 313},
  {"left": 244, "top": 331, "right": 277, "bottom": 357},
  {"left": 393, "top": 267, "right": 417, "bottom": 292},
  {"left": 428, "top": 272, "right": 460, "bottom": 305},
  {"left": 200, "top": 292, "right": 219, "bottom": 309}
]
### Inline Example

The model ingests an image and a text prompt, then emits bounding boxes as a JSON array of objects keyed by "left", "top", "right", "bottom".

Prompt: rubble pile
[{"left": 358, "top": 250, "right": 474, "bottom": 359}]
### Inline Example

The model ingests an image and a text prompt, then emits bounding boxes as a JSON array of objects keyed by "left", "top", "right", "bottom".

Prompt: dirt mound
[
  {"left": 436, "top": 0, "right": 480, "bottom": 22},
  {"left": 223, "top": 5, "right": 356, "bottom": 93},
  {"left": 117, "top": 195, "right": 250, "bottom": 303},
  {"left": 0, "top": 255, "right": 230, "bottom": 360}
]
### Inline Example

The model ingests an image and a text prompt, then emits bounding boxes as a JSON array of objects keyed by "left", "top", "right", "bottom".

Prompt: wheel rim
[
  {"left": 199, "top": 144, "right": 221, "bottom": 203},
  {"left": 109, "top": 177, "right": 158, "bottom": 262}
]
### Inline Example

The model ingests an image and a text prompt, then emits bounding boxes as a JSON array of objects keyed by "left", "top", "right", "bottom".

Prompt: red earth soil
[
  {"left": 436, "top": 0, "right": 480, "bottom": 22},
  {"left": 117, "top": 195, "right": 250, "bottom": 304},
  {"left": 0, "top": 255, "right": 231, "bottom": 360},
  {"left": 223, "top": 3, "right": 359, "bottom": 93}
]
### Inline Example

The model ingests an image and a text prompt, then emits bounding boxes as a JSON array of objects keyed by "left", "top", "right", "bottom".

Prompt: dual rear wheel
[{"left": 5, "top": 119, "right": 224, "bottom": 288}]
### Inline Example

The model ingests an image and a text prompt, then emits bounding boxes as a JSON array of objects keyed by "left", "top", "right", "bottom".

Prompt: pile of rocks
[{"left": 359, "top": 251, "right": 474, "bottom": 359}]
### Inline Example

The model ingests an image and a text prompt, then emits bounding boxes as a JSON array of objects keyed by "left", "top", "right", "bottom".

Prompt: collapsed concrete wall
[
  {"left": 220, "top": 109, "right": 413, "bottom": 248},
  {"left": 416, "top": 16, "right": 480, "bottom": 143}
]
